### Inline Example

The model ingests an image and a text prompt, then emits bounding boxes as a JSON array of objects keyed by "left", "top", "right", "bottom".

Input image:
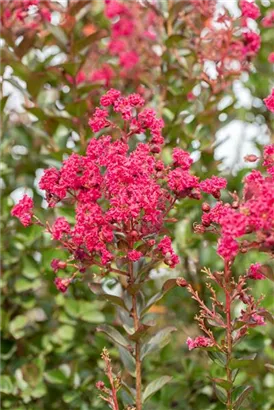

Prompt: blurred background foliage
[{"left": 0, "top": 0, "right": 274, "bottom": 409}]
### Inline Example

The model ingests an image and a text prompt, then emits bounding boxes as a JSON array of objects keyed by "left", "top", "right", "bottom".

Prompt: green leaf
[
  {"left": 0, "top": 375, "right": 14, "bottom": 394},
  {"left": 44, "top": 369, "right": 69, "bottom": 385},
  {"left": 208, "top": 351, "right": 226, "bottom": 367},
  {"left": 9, "top": 315, "right": 27, "bottom": 339},
  {"left": 233, "top": 386, "right": 253, "bottom": 410},
  {"left": 141, "top": 326, "right": 177, "bottom": 359},
  {"left": 229, "top": 358, "right": 255, "bottom": 370},
  {"left": 210, "top": 378, "right": 232, "bottom": 391},
  {"left": 96, "top": 324, "right": 131, "bottom": 350},
  {"left": 89, "top": 283, "right": 129, "bottom": 311},
  {"left": 213, "top": 384, "right": 227, "bottom": 404},
  {"left": 142, "top": 376, "right": 172, "bottom": 403},
  {"left": 63, "top": 391, "right": 80, "bottom": 403},
  {"left": 22, "top": 256, "right": 39, "bottom": 279},
  {"left": 48, "top": 25, "right": 68, "bottom": 49},
  {"left": 118, "top": 346, "right": 136, "bottom": 377},
  {"left": 141, "top": 279, "right": 177, "bottom": 316}
]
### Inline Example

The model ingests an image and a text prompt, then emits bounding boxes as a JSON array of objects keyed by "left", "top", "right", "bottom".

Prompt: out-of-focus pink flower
[
  {"left": 264, "top": 89, "right": 274, "bottom": 113},
  {"left": 187, "top": 336, "right": 214, "bottom": 350},
  {"left": 248, "top": 263, "right": 265, "bottom": 280},
  {"left": 54, "top": 277, "right": 71, "bottom": 293},
  {"left": 268, "top": 52, "right": 274, "bottom": 64},
  {"left": 120, "top": 51, "right": 139, "bottom": 70},
  {"left": 251, "top": 313, "right": 265, "bottom": 326},
  {"left": 128, "top": 250, "right": 143, "bottom": 261},
  {"left": 240, "top": 0, "right": 260, "bottom": 20},
  {"left": 11, "top": 194, "right": 33, "bottom": 226},
  {"left": 262, "top": 11, "right": 274, "bottom": 28}
]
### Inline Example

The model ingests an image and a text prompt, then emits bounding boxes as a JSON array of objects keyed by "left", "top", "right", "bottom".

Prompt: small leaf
[
  {"left": 141, "top": 326, "right": 177, "bottom": 359},
  {"left": 89, "top": 283, "right": 128, "bottom": 311},
  {"left": 9, "top": 315, "right": 28, "bottom": 339},
  {"left": 210, "top": 377, "right": 232, "bottom": 391},
  {"left": 44, "top": 369, "right": 69, "bottom": 385},
  {"left": 118, "top": 346, "right": 136, "bottom": 377},
  {"left": 213, "top": 383, "right": 227, "bottom": 404},
  {"left": 129, "top": 324, "right": 151, "bottom": 342},
  {"left": 233, "top": 386, "right": 253, "bottom": 410},
  {"left": 141, "top": 279, "right": 177, "bottom": 316},
  {"left": 230, "top": 358, "right": 255, "bottom": 370},
  {"left": 96, "top": 324, "right": 131, "bottom": 350},
  {"left": 142, "top": 376, "right": 172, "bottom": 403},
  {"left": 208, "top": 351, "right": 226, "bottom": 367},
  {"left": 0, "top": 375, "right": 14, "bottom": 394}
]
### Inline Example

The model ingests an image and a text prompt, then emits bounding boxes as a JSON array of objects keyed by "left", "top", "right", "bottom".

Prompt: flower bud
[
  {"left": 176, "top": 277, "right": 188, "bottom": 287},
  {"left": 96, "top": 381, "right": 105, "bottom": 391},
  {"left": 244, "top": 154, "right": 259, "bottom": 163},
  {"left": 202, "top": 202, "right": 211, "bottom": 212},
  {"left": 150, "top": 145, "right": 160, "bottom": 154}
]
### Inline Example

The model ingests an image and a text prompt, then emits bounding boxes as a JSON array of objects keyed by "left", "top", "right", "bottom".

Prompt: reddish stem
[{"left": 224, "top": 261, "right": 233, "bottom": 409}]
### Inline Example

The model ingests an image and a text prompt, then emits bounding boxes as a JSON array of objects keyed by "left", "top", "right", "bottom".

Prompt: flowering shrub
[{"left": 182, "top": 145, "right": 274, "bottom": 409}]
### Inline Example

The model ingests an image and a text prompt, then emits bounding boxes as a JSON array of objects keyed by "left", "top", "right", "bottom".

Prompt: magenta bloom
[
  {"left": 268, "top": 52, "right": 274, "bottom": 64},
  {"left": 186, "top": 336, "right": 213, "bottom": 351},
  {"left": 200, "top": 176, "right": 227, "bottom": 199},
  {"left": 248, "top": 263, "right": 265, "bottom": 280},
  {"left": 172, "top": 148, "right": 193, "bottom": 170},
  {"left": 54, "top": 277, "right": 71, "bottom": 293},
  {"left": 51, "top": 217, "right": 71, "bottom": 240},
  {"left": 264, "top": 89, "right": 274, "bottom": 113},
  {"left": 11, "top": 194, "right": 34, "bottom": 227},
  {"left": 240, "top": 0, "right": 260, "bottom": 20},
  {"left": 128, "top": 250, "right": 143, "bottom": 262},
  {"left": 251, "top": 313, "right": 265, "bottom": 326}
]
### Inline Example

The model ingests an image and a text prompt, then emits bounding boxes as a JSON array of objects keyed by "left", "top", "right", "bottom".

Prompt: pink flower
[
  {"left": 91, "top": 65, "right": 114, "bottom": 87},
  {"left": 88, "top": 108, "right": 109, "bottom": 132},
  {"left": 200, "top": 176, "right": 227, "bottom": 199},
  {"left": 243, "top": 31, "right": 261, "bottom": 56},
  {"left": 268, "top": 52, "right": 274, "bottom": 64},
  {"left": 187, "top": 91, "right": 195, "bottom": 101},
  {"left": 158, "top": 236, "right": 180, "bottom": 268},
  {"left": 217, "top": 236, "right": 239, "bottom": 261},
  {"left": 168, "top": 168, "right": 199, "bottom": 194},
  {"left": 172, "top": 148, "right": 193, "bottom": 170},
  {"left": 66, "top": 71, "right": 86, "bottom": 85},
  {"left": 264, "top": 89, "right": 274, "bottom": 113},
  {"left": 240, "top": 0, "right": 260, "bottom": 20},
  {"left": 51, "top": 217, "right": 70, "bottom": 240},
  {"left": 54, "top": 277, "right": 71, "bottom": 293},
  {"left": 51, "top": 259, "right": 67, "bottom": 273},
  {"left": 262, "top": 11, "right": 274, "bottom": 28},
  {"left": 251, "top": 313, "right": 265, "bottom": 326},
  {"left": 186, "top": 336, "right": 213, "bottom": 351},
  {"left": 120, "top": 51, "right": 139, "bottom": 70},
  {"left": 248, "top": 263, "right": 265, "bottom": 280},
  {"left": 263, "top": 144, "right": 274, "bottom": 168},
  {"left": 100, "top": 89, "right": 121, "bottom": 106},
  {"left": 11, "top": 195, "right": 33, "bottom": 226},
  {"left": 128, "top": 250, "right": 143, "bottom": 261}
]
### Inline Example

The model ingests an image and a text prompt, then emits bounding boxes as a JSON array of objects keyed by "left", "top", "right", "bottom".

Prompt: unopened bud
[
  {"left": 96, "top": 381, "right": 105, "bottom": 391},
  {"left": 202, "top": 202, "right": 211, "bottom": 212},
  {"left": 232, "top": 201, "right": 239, "bottom": 209},
  {"left": 244, "top": 154, "right": 259, "bottom": 163},
  {"left": 150, "top": 145, "right": 160, "bottom": 154},
  {"left": 176, "top": 278, "right": 188, "bottom": 287}
]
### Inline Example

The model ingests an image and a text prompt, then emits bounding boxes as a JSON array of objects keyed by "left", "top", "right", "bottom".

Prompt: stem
[
  {"left": 129, "top": 259, "right": 142, "bottom": 410},
  {"left": 224, "top": 261, "right": 233, "bottom": 410}
]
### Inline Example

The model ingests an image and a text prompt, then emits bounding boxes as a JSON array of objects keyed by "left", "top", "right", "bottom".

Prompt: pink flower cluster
[
  {"left": 198, "top": 145, "right": 274, "bottom": 261},
  {"left": 13, "top": 90, "right": 210, "bottom": 291},
  {"left": 264, "top": 88, "right": 274, "bottom": 113},
  {"left": 11, "top": 194, "right": 33, "bottom": 227},
  {"left": 1, "top": 0, "right": 51, "bottom": 31},
  {"left": 248, "top": 263, "right": 265, "bottom": 280},
  {"left": 240, "top": 0, "right": 260, "bottom": 20},
  {"left": 104, "top": 0, "right": 160, "bottom": 76},
  {"left": 187, "top": 0, "right": 261, "bottom": 89},
  {"left": 186, "top": 336, "right": 213, "bottom": 351},
  {"left": 262, "top": 10, "right": 274, "bottom": 28}
]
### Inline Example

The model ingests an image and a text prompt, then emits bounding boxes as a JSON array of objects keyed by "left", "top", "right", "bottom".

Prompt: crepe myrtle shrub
[
  {"left": 177, "top": 144, "right": 274, "bottom": 410},
  {"left": 12, "top": 88, "right": 223, "bottom": 409}
]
